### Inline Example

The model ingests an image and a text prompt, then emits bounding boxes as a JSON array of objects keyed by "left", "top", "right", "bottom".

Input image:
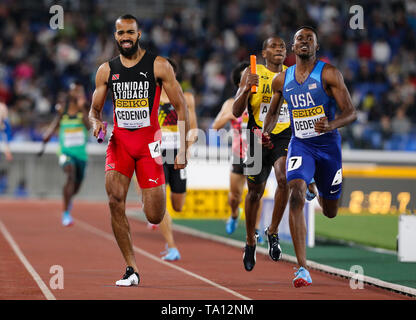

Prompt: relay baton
[
  {"left": 97, "top": 121, "right": 108, "bottom": 143},
  {"left": 250, "top": 55, "right": 257, "bottom": 93}
]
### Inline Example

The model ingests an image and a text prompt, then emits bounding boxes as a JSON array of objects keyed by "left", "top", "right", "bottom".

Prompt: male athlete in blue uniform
[{"left": 263, "top": 26, "right": 356, "bottom": 288}]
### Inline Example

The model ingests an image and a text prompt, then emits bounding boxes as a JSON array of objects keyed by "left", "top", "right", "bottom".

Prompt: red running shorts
[{"left": 105, "top": 127, "right": 165, "bottom": 189}]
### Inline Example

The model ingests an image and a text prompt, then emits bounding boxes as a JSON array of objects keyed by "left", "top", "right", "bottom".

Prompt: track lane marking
[
  {"left": 0, "top": 219, "right": 56, "bottom": 300},
  {"left": 74, "top": 218, "right": 251, "bottom": 300}
]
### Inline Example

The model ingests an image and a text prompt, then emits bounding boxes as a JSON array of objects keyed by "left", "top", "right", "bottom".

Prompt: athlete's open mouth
[{"left": 121, "top": 41, "right": 133, "bottom": 48}]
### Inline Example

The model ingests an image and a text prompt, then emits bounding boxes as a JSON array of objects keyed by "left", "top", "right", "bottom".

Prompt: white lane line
[
  {"left": 0, "top": 219, "right": 56, "bottom": 300},
  {"left": 74, "top": 219, "right": 251, "bottom": 300}
]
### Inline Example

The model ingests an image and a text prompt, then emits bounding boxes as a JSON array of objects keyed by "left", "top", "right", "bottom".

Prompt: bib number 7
[{"left": 287, "top": 156, "right": 302, "bottom": 171}]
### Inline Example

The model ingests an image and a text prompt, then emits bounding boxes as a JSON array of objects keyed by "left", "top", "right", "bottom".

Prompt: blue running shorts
[{"left": 286, "top": 135, "right": 342, "bottom": 200}]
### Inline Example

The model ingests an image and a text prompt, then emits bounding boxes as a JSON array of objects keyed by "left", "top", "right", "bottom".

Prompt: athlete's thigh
[
  {"left": 60, "top": 155, "right": 76, "bottom": 180},
  {"left": 105, "top": 134, "right": 135, "bottom": 179},
  {"left": 141, "top": 184, "right": 166, "bottom": 219},
  {"left": 135, "top": 154, "right": 165, "bottom": 189},
  {"left": 74, "top": 158, "right": 87, "bottom": 184},
  {"left": 286, "top": 139, "right": 315, "bottom": 185},
  {"left": 269, "top": 134, "right": 290, "bottom": 181},
  {"left": 105, "top": 170, "right": 131, "bottom": 202},
  {"left": 314, "top": 143, "right": 343, "bottom": 200},
  {"left": 273, "top": 155, "right": 287, "bottom": 182},
  {"left": 246, "top": 155, "right": 272, "bottom": 185}
]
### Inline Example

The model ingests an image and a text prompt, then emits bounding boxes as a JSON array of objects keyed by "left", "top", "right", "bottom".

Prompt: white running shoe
[{"left": 115, "top": 266, "right": 140, "bottom": 286}]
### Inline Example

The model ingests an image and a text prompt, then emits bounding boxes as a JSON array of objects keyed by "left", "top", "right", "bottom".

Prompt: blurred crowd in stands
[{"left": 0, "top": 0, "right": 416, "bottom": 151}]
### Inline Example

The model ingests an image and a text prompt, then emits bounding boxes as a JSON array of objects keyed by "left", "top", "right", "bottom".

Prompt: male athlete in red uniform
[{"left": 89, "top": 14, "right": 190, "bottom": 286}]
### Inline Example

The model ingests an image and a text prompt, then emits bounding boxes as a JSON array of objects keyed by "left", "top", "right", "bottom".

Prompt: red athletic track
[{"left": 0, "top": 199, "right": 412, "bottom": 300}]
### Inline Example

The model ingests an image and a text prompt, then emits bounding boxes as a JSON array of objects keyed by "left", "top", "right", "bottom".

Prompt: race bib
[
  {"left": 277, "top": 103, "right": 290, "bottom": 123},
  {"left": 292, "top": 105, "right": 326, "bottom": 139},
  {"left": 287, "top": 156, "right": 302, "bottom": 171},
  {"left": 258, "top": 102, "right": 269, "bottom": 122},
  {"left": 180, "top": 168, "right": 187, "bottom": 180},
  {"left": 115, "top": 99, "right": 150, "bottom": 129},
  {"left": 148, "top": 140, "right": 161, "bottom": 158},
  {"left": 63, "top": 128, "right": 85, "bottom": 147},
  {"left": 258, "top": 102, "right": 290, "bottom": 124}
]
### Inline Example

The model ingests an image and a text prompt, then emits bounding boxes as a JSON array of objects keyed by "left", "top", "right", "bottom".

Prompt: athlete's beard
[
  {"left": 297, "top": 49, "right": 316, "bottom": 60},
  {"left": 298, "top": 52, "right": 312, "bottom": 59},
  {"left": 296, "top": 45, "right": 316, "bottom": 60},
  {"left": 117, "top": 38, "right": 139, "bottom": 57}
]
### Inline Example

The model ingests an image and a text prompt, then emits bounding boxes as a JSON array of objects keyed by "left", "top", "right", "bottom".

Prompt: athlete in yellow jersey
[
  {"left": 233, "top": 36, "right": 295, "bottom": 271},
  {"left": 248, "top": 63, "right": 290, "bottom": 136}
]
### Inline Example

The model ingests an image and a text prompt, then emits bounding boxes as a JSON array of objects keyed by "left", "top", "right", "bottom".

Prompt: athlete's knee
[
  {"left": 322, "top": 203, "right": 338, "bottom": 219},
  {"left": 146, "top": 209, "right": 165, "bottom": 224},
  {"left": 320, "top": 198, "right": 339, "bottom": 219},
  {"left": 108, "top": 193, "right": 125, "bottom": 211},
  {"left": 229, "top": 191, "right": 242, "bottom": 207},
  {"left": 289, "top": 186, "right": 305, "bottom": 209},
  {"left": 147, "top": 214, "right": 163, "bottom": 225},
  {"left": 276, "top": 176, "right": 288, "bottom": 191},
  {"left": 247, "top": 188, "right": 263, "bottom": 202},
  {"left": 171, "top": 202, "right": 183, "bottom": 212},
  {"left": 64, "top": 171, "right": 76, "bottom": 185},
  {"left": 323, "top": 209, "right": 337, "bottom": 219},
  {"left": 144, "top": 201, "right": 166, "bottom": 224},
  {"left": 171, "top": 193, "right": 185, "bottom": 212}
]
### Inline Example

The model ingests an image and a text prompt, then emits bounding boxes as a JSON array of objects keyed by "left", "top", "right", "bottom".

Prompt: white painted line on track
[
  {"left": 74, "top": 218, "right": 251, "bottom": 300},
  {"left": 0, "top": 219, "right": 56, "bottom": 300}
]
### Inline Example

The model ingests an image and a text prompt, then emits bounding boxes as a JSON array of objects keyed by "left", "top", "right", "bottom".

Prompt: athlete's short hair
[
  {"left": 294, "top": 26, "right": 319, "bottom": 42},
  {"left": 116, "top": 14, "right": 140, "bottom": 29},
  {"left": 262, "top": 36, "right": 285, "bottom": 50},
  {"left": 231, "top": 61, "right": 250, "bottom": 87}
]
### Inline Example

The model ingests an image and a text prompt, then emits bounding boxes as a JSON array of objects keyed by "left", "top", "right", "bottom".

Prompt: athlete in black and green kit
[{"left": 41, "top": 81, "right": 90, "bottom": 226}]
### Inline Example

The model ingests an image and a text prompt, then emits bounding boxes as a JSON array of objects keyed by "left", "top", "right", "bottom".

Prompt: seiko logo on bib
[
  {"left": 113, "top": 80, "right": 151, "bottom": 129},
  {"left": 292, "top": 104, "right": 326, "bottom": 139}
]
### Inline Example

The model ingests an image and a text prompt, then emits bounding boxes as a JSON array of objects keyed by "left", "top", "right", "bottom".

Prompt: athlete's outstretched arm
[
  {"left": 37, "top": 104, "right": 64, "bottom": 157},
  {"left": 212, "top": 98, "right": 236, "bottom": 130},
  {"left": 42, "top": 104, "right": 64, "bottom": 144},
  {"left": 155, "top": 56, "right": 189, "bottom": 169},
  {"left": 263, "top": 72, "right": 286, "bottom": 138},
  {"left": 232, "top": 67, "right": 258, "bottom": 118},
  {"left": 315, "top": 65, "right": 357, "bottom": 133},
  {"left": 89, "top": 62, "right": 110, "bottom": 138}
]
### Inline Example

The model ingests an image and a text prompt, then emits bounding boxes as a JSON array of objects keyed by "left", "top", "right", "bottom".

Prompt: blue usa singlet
[{"left": 282, "top": 60, "right": 343, "bottom": 200}]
